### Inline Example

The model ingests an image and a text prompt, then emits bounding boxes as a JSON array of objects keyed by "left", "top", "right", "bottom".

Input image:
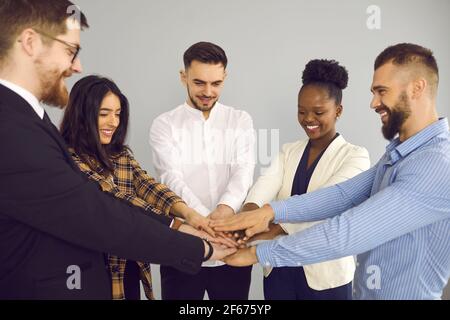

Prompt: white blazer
[{"left": 245, "top": 135, "right": 370, "bottom": 290}]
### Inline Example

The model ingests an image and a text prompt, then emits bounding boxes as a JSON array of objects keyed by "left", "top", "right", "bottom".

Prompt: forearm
[
  {"left": 133, "top": 171, "right": 184, "bottom": 216},
  {"left": 2, "top": 179, "right": 203, "bottom": 270},
  {"left": 271, "top": 165, "right": 376, "bottom": 223},
  {"left": 170, "top": 201, "right": 193, "bottom": 219},
  {"left": 258, "top": 182, "right": 450, "bottom": 268}
]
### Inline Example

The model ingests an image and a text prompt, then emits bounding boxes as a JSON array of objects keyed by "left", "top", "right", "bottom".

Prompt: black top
[{"left": 291, "top": 134, "right": 339, "bottom": 196}]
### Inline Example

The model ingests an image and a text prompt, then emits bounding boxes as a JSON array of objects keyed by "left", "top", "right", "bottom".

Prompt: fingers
[
  {"left": 199, "top": 223, "right": 216, "bottom": 238},
  {"left": 209, "top": 236, "right": 235, "bottom": 248},
  {"left": 223, "top": 231, "right": 234, "bottom": 238},
  {"left": 216, "top": 232, "right": 239, "bottom": 248},
  {"left": 212, "top": 244, "right": 237, "bottom": 261},
  {"left": 186, "top": 214, "right": 216, "bottom": 237},
  {"left": 221, "top": 247, "right": 257, "bottom": 266},
  {"left": 210, "top": 217, "right": 249, "bottom": 232},
  {"left": 211, "top": 220, "right": 249, "bottom": 231},
  {"left": 221, "top": 230, "right": 246, "bottom": 248},
  {"left": 245, "top": 226, "right": 259, "bottom": 239},
  {"left": 189, "top": 215, "right": 216, "bottom": 238},
  {"left": 218, "top": 230, "right": 246, "bottom": 248},
  {"left": 236, "top": 240, "right": 249, "bottom": 249},
  {"left": 233, "top": 230, "right": 246, "bottom": 240},
  {"left": 245, "top": 234, "right": 261, "bottom": 243},
  {"left": 202, "top": 230, "right": 239, "bottom": 248}
]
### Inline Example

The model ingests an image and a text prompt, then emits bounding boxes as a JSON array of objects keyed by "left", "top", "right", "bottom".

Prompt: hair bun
[{"left": 302, "top": 59, "right": 348, "bottom": 90}]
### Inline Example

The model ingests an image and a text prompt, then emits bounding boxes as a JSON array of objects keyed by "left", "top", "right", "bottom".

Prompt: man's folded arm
[{"left": 0, "top": 121, "right": 204, "bottom": 274}]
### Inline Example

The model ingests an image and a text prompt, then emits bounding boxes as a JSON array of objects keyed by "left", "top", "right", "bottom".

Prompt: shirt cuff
[
  {"left": 256, "top": 241, "right": 278, "bottom": 268},
  {"left": 218, "top": 195, "right": 243, "bottom": 213},
  {"left": 243, "top": 195, "right": 265, "bottom": 208},
  {"left": 165, "top": 198, "right": 185, "bottom": 215},
  {"left": 170, "top": 218, "right": 184, "bottom": 230},
  {"left": 279, "top": 223, "right": 291, "bottom": 235},
  {"left": 268, "top": 200, "right": 289, "bottom": 223}
]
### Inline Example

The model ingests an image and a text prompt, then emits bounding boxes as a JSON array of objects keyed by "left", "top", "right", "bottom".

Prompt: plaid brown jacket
[{"left": 69, "top": 148, "right": 184, "bottom": 300}]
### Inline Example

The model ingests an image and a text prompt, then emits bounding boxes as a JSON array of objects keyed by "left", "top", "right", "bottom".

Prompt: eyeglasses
[{"left": 34, "top": 29, "right": 81, "bottom": 64}]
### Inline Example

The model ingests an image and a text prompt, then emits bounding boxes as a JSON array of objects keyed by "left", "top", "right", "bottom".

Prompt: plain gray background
[{"left": 48, "top": 0, "right": 450, "bottom": 299}]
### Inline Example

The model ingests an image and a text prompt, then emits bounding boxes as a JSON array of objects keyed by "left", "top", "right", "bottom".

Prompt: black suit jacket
[{"left": 0, "top": 84, "right": 204, "bottom": 299}]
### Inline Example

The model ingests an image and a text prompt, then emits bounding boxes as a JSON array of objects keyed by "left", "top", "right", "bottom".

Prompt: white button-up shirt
[
  {"left": 0, "top": 79, "right": 44, "bottom": 119},
  {"left": 150, "top": 102, "right": 255, "bottom": 217}
]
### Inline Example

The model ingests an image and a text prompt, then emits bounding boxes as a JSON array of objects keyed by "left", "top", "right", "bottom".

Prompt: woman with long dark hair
[{"left": 60, "top": 75, "right": 233, "bottom": 300}]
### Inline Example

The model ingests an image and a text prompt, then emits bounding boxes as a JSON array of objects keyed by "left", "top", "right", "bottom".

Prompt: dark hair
[
  {"left": 374, "top": 43, "right": 439, "bottom": 93},
  {"left": 0, "top": 0, "right": 89, "bottom": 63},
  {"left": 300, "top": 59, "right": 349, "bottom": 104},
  {"left": 375, "top": 43, "right": 438, "bottom": 73},
  {"left": 60, "top": 75, "right": 129, "bottom": 176},
  {"left": 183, "top": 41, "right": 228, "bottom": 70}
]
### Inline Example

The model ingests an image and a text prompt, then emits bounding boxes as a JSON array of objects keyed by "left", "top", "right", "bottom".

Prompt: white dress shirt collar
[{"left": 0, "top": 78, "right": 44, "bottom": 119}]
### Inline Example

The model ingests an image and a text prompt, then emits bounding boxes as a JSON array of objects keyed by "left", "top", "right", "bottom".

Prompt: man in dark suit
[{"left": 0, "top": 0, "right": 235, "bottom": 299}]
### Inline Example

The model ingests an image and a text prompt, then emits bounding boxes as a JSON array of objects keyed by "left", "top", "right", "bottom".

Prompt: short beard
[
  {"left": 187, "top": 86, "right": 217, "bottom": 112},
  {"left": 36, "top": 58, "right": 70, "bottom": 109},
  {"left": 382, "top": 92, "right": 411, "bottom": 140}
]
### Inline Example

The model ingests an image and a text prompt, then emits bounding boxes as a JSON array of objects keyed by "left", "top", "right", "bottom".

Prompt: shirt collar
[
  {"left": 0, "top": 78, "right": 44, "bottom": 119},
  {"left": 386, "top": 117, "right": 449, "bottom": 163}
]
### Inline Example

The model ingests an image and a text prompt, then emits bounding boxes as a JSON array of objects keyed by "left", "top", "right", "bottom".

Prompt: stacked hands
[{"left": 178, "top": 203, "right": 282, "bottom": 266}]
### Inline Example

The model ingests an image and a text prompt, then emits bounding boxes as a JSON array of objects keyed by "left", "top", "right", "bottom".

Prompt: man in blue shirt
[{"left": 211, "top": 43, "right": 450, "bottom": 300}]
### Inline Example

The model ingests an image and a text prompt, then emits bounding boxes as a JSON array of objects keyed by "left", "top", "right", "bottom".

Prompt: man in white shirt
[{"left": 150, "top": 42, "right": 256, "bottom": 299}]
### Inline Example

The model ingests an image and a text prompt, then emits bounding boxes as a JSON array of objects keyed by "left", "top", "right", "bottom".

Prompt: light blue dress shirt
[{"left": 257, "top": 118, "right": 450, "bottom": 299}]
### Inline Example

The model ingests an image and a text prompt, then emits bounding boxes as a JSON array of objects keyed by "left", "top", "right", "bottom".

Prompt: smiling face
[
  {"left": 181, "top": 60, "right": 226, "bottom": 117},
  {"left": 298, "top": 85, "right": 342, "bottom": 143},
  {"left": 35, "top": 19, "right": 83, "bottom": 108},
  {"left": 98, "top": 92, "right": 121, "bottom": 145},
  {"left": 371, "top": 62, "right": 412, "bottom": 140}
]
